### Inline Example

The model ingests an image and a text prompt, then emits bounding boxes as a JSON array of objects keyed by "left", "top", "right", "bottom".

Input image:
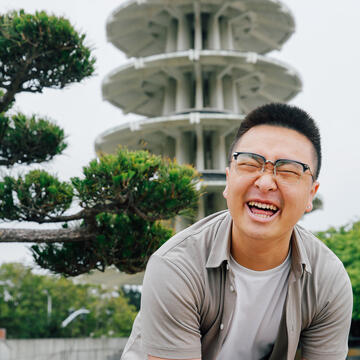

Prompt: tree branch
[
  {"left": 40, "top": 211, "right": 85, "bottom": 223},
  {"left": 17, "top": 87, "right": 41, "bottom": 93},
  {"left": 0, "top": 52, "right": 41, "bottom": 112},
  {"left": 0, "top": 74, "right": 26, "bottom": 113},
  {"left": 131, "top": 204, "right": 186, "bottom": 222},
  {"left": 0, "top": 159, "right": 19, "bottom": 166},
  {"left": 0, "top": 228, "right": 95, "bottom": 243},
  {"left": 131, "top": 205, "right": 160, "bottom": 222}
]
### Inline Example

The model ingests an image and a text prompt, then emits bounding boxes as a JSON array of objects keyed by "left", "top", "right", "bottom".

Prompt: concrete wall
[
  {"left": 0, "top": 338, "right": 128, "bottom": 360},
  {"left": 1, "top": 338, "right": 359, "bottom": 359}
]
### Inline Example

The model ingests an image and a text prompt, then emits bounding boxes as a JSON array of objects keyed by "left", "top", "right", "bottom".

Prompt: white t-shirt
[{"left": 217, "top": 250, "right": 291, "bottom": 360}]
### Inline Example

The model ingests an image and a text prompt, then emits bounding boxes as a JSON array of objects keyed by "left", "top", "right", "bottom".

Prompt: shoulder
[
  {"left": 295, "top": 224, "right": 345, "bottom": 271},
  {"left": 142, "top": 210, "right": 231, "bottom": 305},
  {"left": 294, "top": 224, "right": 352, "bottom": 300},
  {"left": 151, "top": 210, "right": 230, "bottom": 265}
]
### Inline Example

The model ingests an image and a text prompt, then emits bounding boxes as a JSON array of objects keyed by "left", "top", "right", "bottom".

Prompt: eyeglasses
[{"left": 232, "top": 152, "right": 315, "bottom": 185}]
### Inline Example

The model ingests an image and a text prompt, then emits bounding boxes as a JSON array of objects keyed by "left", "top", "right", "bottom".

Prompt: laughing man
[{"left": 122, "top": 103, "right": 353, "bottom": 360}]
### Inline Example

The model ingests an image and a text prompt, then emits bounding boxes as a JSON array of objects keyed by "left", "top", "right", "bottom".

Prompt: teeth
[
  {"left": 248, "top": 201, "right": 278, "bottom": 211},
  {"left": 256, "top": 214, "right": 271, "bottom": 218}
]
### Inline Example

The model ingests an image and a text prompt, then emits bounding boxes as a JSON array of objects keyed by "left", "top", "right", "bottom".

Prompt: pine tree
[{"left": 0, "top": 10, "right": 201, "bottom": 276}]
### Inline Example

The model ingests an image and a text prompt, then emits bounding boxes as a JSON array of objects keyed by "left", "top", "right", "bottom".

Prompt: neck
[{"left": 230, "top": 228, "right": 292, "bottom": 271}]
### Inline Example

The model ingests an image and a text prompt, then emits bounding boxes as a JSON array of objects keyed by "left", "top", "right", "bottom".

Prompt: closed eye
[{"left": 238, "top": 163, "right": 261, "bottom": 168}]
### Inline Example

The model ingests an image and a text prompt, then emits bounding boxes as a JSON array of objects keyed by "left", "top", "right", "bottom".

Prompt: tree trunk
[{"left": 0, "top": 228, "right": 94, "bottom": 243}]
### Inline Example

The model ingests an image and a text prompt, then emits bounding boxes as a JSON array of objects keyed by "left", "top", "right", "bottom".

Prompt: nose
[{"left": 254, "top": 165, "right": 278, "bottom": 192}]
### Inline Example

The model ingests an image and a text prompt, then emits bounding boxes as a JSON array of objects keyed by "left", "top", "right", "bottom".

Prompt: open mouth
[{"left": 247, "top": 201, "right": 279, "bottom": 219}]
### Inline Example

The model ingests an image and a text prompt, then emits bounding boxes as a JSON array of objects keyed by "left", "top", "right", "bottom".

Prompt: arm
[
  {"left": 300, "top": 266, "right": 353, "bottom": 360},
  {"left": 141, "top": 254, "right": 203, "bottom": 359}
]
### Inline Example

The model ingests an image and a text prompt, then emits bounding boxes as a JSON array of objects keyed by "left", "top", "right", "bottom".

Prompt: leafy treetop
[
  {"left": 0, "top": 9, "right": 95, "bottom": 113},
  {"left": 0, "top": 112, "right": 66, "bottom": 166}
]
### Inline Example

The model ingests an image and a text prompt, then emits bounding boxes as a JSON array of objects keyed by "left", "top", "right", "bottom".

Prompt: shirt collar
[
  {"left": 205, "top": 211, "right": 312, "bottom": 278},
  {"left": 205, "top": 211, "right": 232, "bottom": 268},
  {"left": 291, "top": 225, "right": 312, "bottom": 277}
]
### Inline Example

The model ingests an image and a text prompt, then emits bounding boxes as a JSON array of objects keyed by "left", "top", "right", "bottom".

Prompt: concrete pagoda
[{"left": 96, "top": 0, "right": 302, "bottom": 228}]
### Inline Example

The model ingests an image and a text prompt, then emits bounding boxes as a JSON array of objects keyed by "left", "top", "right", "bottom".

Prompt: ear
[
  {"left": 223, "top": 167, "right": 230, "bottom": 199},
  {"left": 305, "top": 181, "right": 320, "bottom": 213}
]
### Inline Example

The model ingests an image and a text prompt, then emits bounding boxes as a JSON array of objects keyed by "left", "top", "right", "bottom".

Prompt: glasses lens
[
  {"left": 275, "top": 160, "right": 303, "bottom": 184},
  {"left": 234, "top": 153, "right": 263, "bottom": 176}
]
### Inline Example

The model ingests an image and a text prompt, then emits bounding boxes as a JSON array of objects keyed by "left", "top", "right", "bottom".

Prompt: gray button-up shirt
[{"left": 122, "top": 211, "right": 353, "bottom": 360}]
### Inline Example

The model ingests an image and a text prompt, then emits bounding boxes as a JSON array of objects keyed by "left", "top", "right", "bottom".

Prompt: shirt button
[
  {"left": 230, "top": 285, "right": 234, "bottom": 292},
  {"left": 220, "top": 323, "right": 224, "bottom": 330}
]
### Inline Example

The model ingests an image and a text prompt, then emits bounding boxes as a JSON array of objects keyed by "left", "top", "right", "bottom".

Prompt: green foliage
[
  {"left": 0, "top": 262, "right": 137, "bottom": 338},
  {"left": 73, "top": 148, "right": 200, "bottom": 219},
  {"left": 91, "top": 294, "right": 137, "bottom": 337},
  {"left": 32, "top": 214, "right": 172, "bottom": 275},
  {"left": 0, "top": 170, "right": 73, "bottom": 222},
  {"left": 0, "top": 9, "right": 92, "bottom": 165},
  {"left": 32, "top": 148, "right": 200, "bottom": 276},
  {"left": 0, "top": 10, "right": 200, "bottom": 278},
  {"left": 317, "top": 221, "right": 360, "bottom": 320},
  {"left": 0, "top": 9, "right": 95, "bottom": 111},
  {"left": 0, "top": 112, "right": 66, "bottom": 166}
]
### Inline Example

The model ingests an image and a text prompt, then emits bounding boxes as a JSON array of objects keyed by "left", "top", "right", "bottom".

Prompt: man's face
[{"left": 223, "top": 124, "right": 319, "bottom": 244}]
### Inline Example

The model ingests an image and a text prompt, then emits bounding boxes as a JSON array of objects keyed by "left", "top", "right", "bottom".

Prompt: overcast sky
[{"left": 0, "top": 0, "right": 359, "bottom": 265}]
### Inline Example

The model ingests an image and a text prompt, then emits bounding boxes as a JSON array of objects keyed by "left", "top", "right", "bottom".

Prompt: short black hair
[{"left": 228, "top": 103, "right": 322, "bottom": 179}]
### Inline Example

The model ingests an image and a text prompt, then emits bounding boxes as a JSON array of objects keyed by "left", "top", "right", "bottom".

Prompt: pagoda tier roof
[
  {"left": 95, "top": 111, "right": 244, "bottom": 155},
  {"left": 102, "top": 49, "right": 302, "bottom": 117},
  {"left": 107, "top": 0, "right": 295, "bottom": 56}
]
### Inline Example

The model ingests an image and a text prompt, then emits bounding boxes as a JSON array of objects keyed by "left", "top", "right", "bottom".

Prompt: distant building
[{"left": 96, "top": 0, "right": 301, "bottom": 228}]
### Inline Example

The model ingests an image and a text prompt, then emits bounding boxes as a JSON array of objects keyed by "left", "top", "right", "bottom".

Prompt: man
[{"left": 122, "top": 103, "right": 353, "bottom": 360}]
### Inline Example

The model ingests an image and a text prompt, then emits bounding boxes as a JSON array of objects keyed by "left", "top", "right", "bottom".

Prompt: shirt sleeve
[
  {"left": 300, "top": 265, "right": 353, "bottom": 360},
  {"left": 140, "top": 254, "right": 202, "bottom": 359},
  {"left": 121, "top": 313, "right": 147, "bottom": 360}
]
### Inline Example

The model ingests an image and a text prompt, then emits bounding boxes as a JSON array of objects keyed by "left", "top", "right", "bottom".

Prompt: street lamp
[
  {"left": 61, "top": 308, "right": 90, "bottom": 328},
  {"left": 42, "top": 290, "right": 52, "bottom": 321}
]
